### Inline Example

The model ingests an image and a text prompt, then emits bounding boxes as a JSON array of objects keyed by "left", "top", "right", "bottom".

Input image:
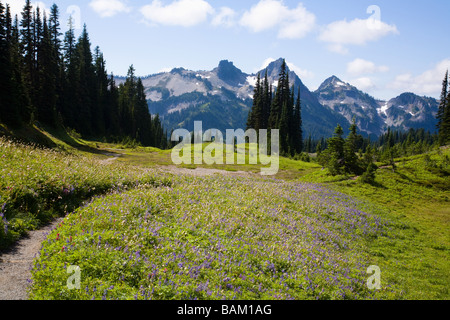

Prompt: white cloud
[
  {"left": 4, "top": 0, "right": 50, "bottom": 18},
  {"left": 319, "top": 18, "right": 399, "bottom": 54},
  {"left": 349, "top": 77, "right": 376, "bottom": 91},
  {"left": 258, "top": 57, "right": 277, "bottom": 71},
  {"left": 211, "top": 7, "right": 237, "bottom": 28},
  {"left": 391, "top": 59, "right": 450, "bottom": 96},
  {"left": 327, "top": 44, "right": 349, "bottom": 55},
  {"left": 89, "top": 0, "right": 131, "bottom": 18},
  {"left": 240, "top": 0, "right": 316, "bottom": 39},
  {"left": 347, "top": 58, "right": 389, "bottom": 76},
  {"left": 140, "top": 0, "right": 214, "bottom": 27},
  {"left": 286, "top": 61, "right": 314, "bottom": 79}
]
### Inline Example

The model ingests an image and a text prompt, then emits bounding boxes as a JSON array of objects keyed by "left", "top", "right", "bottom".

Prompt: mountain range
[{"left": 117, "top": 58, "right": 439, "bottom": 139}]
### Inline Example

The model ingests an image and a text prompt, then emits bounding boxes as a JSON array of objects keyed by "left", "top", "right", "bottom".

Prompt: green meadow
[{"left": 0, "top": 132, "right": 448, "bottom": 300}]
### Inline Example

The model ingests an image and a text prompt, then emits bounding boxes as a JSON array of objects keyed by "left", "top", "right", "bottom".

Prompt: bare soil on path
[
  {"left": 0, "top": 218, "right": 63, "bottom": 300},
  {"left": 0, "top": 161, "right": 255, "bottom": 300},
  {"left": 158, "top": 165, "right": 255, "bottom": 177}
]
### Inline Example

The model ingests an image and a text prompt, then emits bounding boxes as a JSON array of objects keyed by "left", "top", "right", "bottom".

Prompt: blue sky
[{"left": 5, "top": 0, "right": 450, "bottom": 100}]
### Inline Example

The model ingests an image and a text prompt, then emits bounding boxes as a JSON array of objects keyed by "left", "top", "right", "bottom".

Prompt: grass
[
  {"left": 298, "top": 148, "right": 450, "bottom": 299},
  {"left": 113, "top": 142, "right": 321, "bottom": 178},
  {"left": 29, "top": 175, "right": 397, "bottom": 300},
  {"left": 0, "top": 136, "right": 172, "bottom": 250},
  {"left": 1, "top": 131, "right": 448, "bottom": 300}
]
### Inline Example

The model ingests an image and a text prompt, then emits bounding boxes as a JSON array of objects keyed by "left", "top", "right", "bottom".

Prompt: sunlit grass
[
  {"left": 0, "top": 136, "right": 172, "bottom": 249},
  {"left": 2, "top": 131, "right": 448, "bottom": 300},
  {"left": 29, "top": 175, "right": 396, "bottom": 300},
  {"left": 298, "top": 148, "right": 450, "bottom": 299}
]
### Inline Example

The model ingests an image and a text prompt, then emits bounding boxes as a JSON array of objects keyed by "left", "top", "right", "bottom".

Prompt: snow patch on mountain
[
  {"left": 246, "top": 76, "right": 257, "bottom": 87},
  {"left": 378, "top": 102, "right": 389, "bottom": 116}
]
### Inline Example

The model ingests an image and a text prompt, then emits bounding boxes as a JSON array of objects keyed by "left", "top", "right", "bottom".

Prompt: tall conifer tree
[{"left": 437, "top": 71, "right": 448, "bottom": 145}]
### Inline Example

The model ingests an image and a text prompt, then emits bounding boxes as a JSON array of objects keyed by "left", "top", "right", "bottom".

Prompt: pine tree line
[
  {"left": 246, "top": 59, "right": 302, "bottom": 156},
  {"left": 316, "top": 121, "right": 440, "bottom": 178},
  {"left": 317, "top": 120, "right": 366, "bottom": 176},
  {"left": 437, "top": 71, "right": 450, "bottom": 145},
  {"left": 311, "top": 127, "right": 435, "bottom": 156},
  {"left": 0, "top": 1, "right": 168, "bottom": 148}
]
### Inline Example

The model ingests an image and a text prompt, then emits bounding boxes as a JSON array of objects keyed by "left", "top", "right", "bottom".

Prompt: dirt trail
[
  {"left": 0, "top": 218, "right": 63, "bottom": 300},
  {"left": 0, "top": 163, "right": 254, "bottom": 300},
  {"left": 159, "top": 165, "right": 255, "bottom": 177},
  {"left": 99, "top": 151, "right": 122, "bottom": 164}
]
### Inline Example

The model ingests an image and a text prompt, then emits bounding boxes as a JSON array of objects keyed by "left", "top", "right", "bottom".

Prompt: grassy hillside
[
  {"left": 1, "top": 130, "right": 448, "bottom": 300},
  {"left": 29, "top": 175, "right": 395, "bottom": 300},
  {"left": 0, "top": 135, "right": 172, "bottom": 250},
  {"left": 299, "top": 149, "right": 450, "bottom": 299}
]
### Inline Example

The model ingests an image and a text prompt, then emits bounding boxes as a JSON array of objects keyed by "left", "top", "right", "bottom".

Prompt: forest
[{"left": 0, "top": 1, "right": 168, "bottom": 148}]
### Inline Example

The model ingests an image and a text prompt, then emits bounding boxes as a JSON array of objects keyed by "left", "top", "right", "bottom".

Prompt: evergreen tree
[
  {"left": 268, "top": 59, "right": 294, "bottom": 154},
  {"left": 279, "top": 99, "right": 291, "bottom": 155},
  {"left": 446, "top": 87, "right": 450, "bottom": 145},
  {"left": 268, "top": 60, "right": 289, "bottom": 130},
  {"left": 320, "top": 124, "right": 346, "bottom": 175},
  {"left": 0, "top": 3, "right": 168, "bottom": 149},
  {"left": 135, "top": 78, "right": 152, "bottom": 145},
  {"left": 316, "top": 139, "right": 323, "bottom": 156},
  {"left": 261, "top": 70, "right": 271, "bottom": 129},
  {"left": 61, "top": 16, "right": 76, "bottom": 128},
  {"left": 63, "top": 16, "right": 75, "bottom": 66},
  {"left": 247, "top": 73, "right": 261, "bottom": 130},
  {"left": 48, "top": 4, "right": 61, "bottom": 51},
  {"left": 279, "top": 60, "right": 289, "bottom": 105},
  {"left": 118, "top": 65, "right": 137, "bottom": 137},
  {"left": 344, "top": 119, "right": 362, "bottom": 174},
  {"left": 36, "top": 14, "right": 57, "bottom": 126},
  {"left": 151, "top": 114, "right": 164, "bottom": 148},
  {"left": 363, "top": 144, "right": 374, "bottom": 167},
  {"left": 0, "top": 1, "right": 15, "bottom": 125},
  {"left": 93, "top": 46, "right": 107, "bottom": 136},
  {"left": 246, "top": 59, "right": 303, "bottom": 155},
  {"left": 293, "top": 87, "right": 303, "bottom": 154},
  {"left": 11, "top": 13, "right": 31, "bottom": 124},
  {"left": 437, "top": 71, "right": 448, "bottom": 143},
  {"left": 105, "top": 74, "right": 120, "bottom": 137},
  {"left": 48, "top": 4, "right": 63, "bottom": 125},
  {"left": 0, "top": 3, "right": 30, "bottom": 126},
  {"left": 268, "top": 88, "right": 281, "bottom": 130},
  {"left": 360, "top": 162, "right": 378, "bottom": 184},
  {"left": 4, "top": 1, "right": 10, "bottom": 40},
  {"left": 73, "top": 25, "right": 95, "bottom": 135},
  {"left": 20, "top": 0, "right": 35, "bottom": 114},
  {"left": 437, "top": 71, "right": 450, "bottom": 145}
]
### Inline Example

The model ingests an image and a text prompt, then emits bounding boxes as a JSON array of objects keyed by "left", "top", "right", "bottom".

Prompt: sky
[{"left": 4, "top": 0, "right": 450, "bottom": 100}]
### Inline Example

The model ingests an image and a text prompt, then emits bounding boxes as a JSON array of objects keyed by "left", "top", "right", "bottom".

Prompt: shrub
[{"left": 360, "top": 163, "right": 378, "bottom": 184}]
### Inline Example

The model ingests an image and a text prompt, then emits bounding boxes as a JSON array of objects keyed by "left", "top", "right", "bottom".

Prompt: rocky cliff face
[{"left": 116, "top": 58, "right": 439, "bottom": 139}]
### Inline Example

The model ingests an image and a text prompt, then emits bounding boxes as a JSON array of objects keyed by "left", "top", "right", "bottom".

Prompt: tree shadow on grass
[{"left": 0, "top": 123, "right": 120, "bottom": 157}]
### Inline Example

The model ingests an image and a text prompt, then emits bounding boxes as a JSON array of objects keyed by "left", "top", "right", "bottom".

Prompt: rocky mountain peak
[
  {"left": 317, "top": 76, "right": 350, "bottom": 91},
  {"left": 215, "top": 60, "right": 247, "bottom": 86}
]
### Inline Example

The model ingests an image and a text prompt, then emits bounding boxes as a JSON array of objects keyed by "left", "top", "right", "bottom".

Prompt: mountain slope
[
  {"left": 143, "top": 61, "right": 253, "bottom": 133},
  {"left": 260, "top": 61, "right": 351, "bottom": 138},
  {"left": 315, "top": 76, "right": 386, "bottom": 137},
  {"left": 116, "top": 58, "right": 439, "bottom": 140},
  {"left": 315, "top": 76, "right": 439, "bottom": 137},
  {"left": 380, "top": 93, "right": 439, "bottom": 132},
  {"left": 142, "top": 58, "right": 349, "bottom": 139}
]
